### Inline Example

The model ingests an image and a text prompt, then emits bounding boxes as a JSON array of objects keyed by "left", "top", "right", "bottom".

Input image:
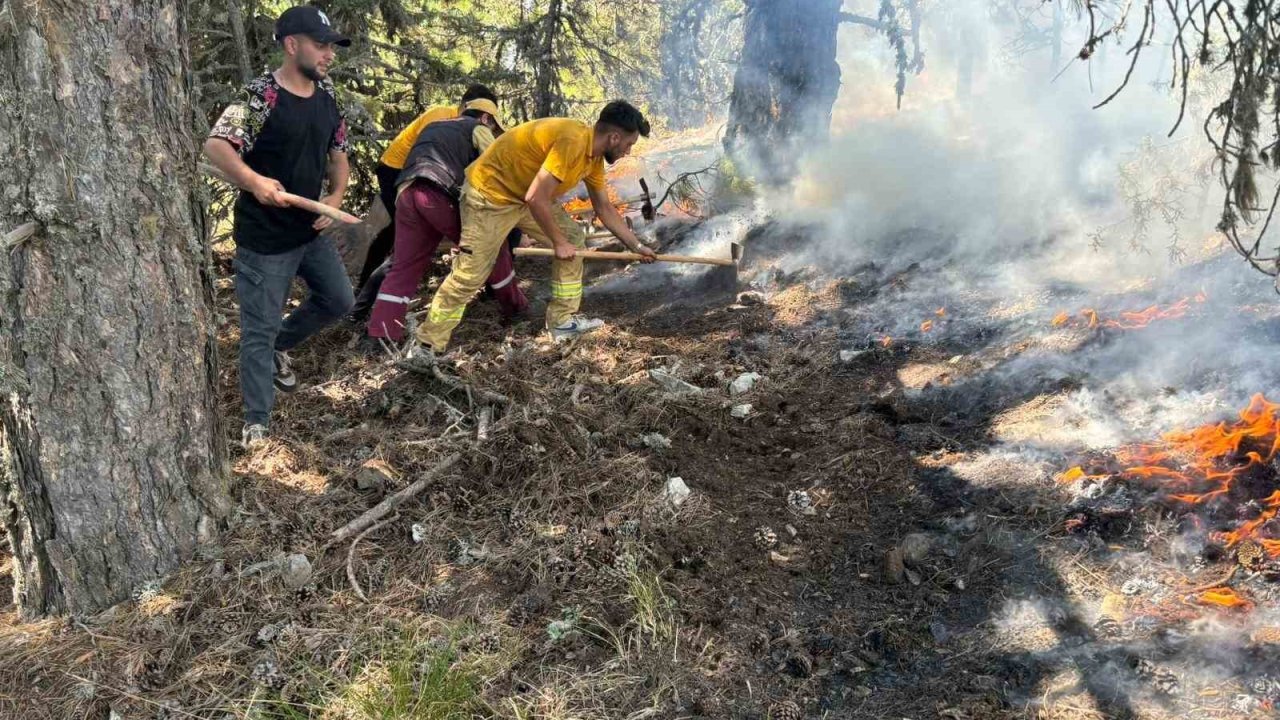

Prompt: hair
[
  {"left": 462, "top": 108, "right": 502, "bottom": 134},
  {"left": 461, "top": 83, "right": 497, "bottom": 104},
  {"left": 596, "top": 100, "right": 650, "bottom": 138}
]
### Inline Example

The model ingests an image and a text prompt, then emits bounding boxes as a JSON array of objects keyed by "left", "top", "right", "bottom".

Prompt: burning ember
[
  {"left": 1051, "top": 292, "right": 1207, "bottom": 330},
  {"left": 1192, "top": 586, "right": 1254, "bottom": 611},
  {"left": 563, "top": 183, "right": 626, "bottom": 218},
  {"left": 920, "top": 307, "right": 946, "bottom": 333},
  {"left": 1061, "top": 394, "right": 1280, "bottom": 559},
  {"left": 562, "top": 157, "right": 651, "bottom": 220}
]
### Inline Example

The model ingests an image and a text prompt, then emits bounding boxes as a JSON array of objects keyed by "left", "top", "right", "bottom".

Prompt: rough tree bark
[
  {"left": 0, "top": 0, "right": 230, "bottom": 618},
  {"left": 226, "top": 0, "right": 255, "bottom": 84},
  {"left": 724, "top": 0, "right": 843, "bottom": 180}
]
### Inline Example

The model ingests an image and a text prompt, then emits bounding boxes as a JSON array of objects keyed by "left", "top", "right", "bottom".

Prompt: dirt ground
[{"left": 0, "top": 221, "right": 1275, "bottom": 720}]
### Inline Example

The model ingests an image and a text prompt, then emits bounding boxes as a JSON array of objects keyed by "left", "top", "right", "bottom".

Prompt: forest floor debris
[{"left": 1, "top": 225, "right": 1277, "bottom": 719}]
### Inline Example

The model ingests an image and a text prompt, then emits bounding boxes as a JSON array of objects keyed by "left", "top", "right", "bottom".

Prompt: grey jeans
[{"left": 234, "top": 237, "right": 354, "bottom": 426}]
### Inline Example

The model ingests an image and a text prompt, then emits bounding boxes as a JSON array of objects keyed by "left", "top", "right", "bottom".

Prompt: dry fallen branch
[
  {"left": 330, "top": 452, "right": 462, "bottom": 545},
  {"left": 431, "top": 365, "right": 511, "bottom": 407},
  {"left": 346, "top": 513, "right": 399, "bottom": 602}
]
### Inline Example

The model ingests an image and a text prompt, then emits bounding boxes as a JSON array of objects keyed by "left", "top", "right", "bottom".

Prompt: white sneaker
[
  {"left": 273, "top": 351, "right": 297, "bottom": 393},
  {"left": 550, "top": 316, "right": 605, "bottom": 343},
  {"left": 241, "top": 423, "right": 268, "bottom": 450}
]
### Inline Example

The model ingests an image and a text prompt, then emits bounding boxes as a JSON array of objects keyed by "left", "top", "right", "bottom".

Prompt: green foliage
[
  {"left": 245, "top": 623, "right": 496, "bottom": 720},
  {"left": 191, "top": 0, "right": 714, "bottom": 214},
  {"left": 657, "top": 0, "right": 744, "bottom": 130},
  {"left": 713, "top": 155, "right": 756, "bottom": 206}
]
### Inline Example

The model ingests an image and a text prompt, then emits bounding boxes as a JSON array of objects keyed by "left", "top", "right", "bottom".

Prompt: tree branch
[
  {"left": 330, "top": 453, "right": 462, "bottom": 545},
  {"left": 839, "top": 12, "right": 885, "bottom": 31}
]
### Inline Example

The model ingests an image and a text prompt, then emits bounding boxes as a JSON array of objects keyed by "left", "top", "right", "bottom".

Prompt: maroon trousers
[{"left": 367, "top": 181, "right": 526, "bottom": 340}]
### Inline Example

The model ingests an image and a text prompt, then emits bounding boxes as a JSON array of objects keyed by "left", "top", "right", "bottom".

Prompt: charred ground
[{"left": 0, "top": 220, "right": 1276, "bottom": 719}]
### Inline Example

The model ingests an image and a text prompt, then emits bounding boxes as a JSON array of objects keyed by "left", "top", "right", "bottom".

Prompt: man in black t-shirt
[{"left": 204, "top": 6, "right": 355, "bottom": 449}]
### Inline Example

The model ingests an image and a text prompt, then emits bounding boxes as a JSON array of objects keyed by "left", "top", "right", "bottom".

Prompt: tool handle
[
  {"left": 278, "top": 192, "right": 362, "bottom": 225},
  {"left": 200, "top": 163, "right": 361, "bottom": 225},
  {"left": 514, "top": 247, "right": 735, "bottom": 267}
]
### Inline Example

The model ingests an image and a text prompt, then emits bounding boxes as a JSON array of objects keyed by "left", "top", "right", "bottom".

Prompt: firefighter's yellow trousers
[{"left": 416, "top": 183, "right": 586, "bottom": 351}]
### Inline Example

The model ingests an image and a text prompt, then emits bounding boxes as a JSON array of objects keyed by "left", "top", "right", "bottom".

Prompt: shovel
[{"left": 514, "top": 241, "right": 743, "bottom": 289}]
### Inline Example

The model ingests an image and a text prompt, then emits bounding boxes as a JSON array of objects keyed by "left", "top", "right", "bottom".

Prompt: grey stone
[
  {"left": 280, "top": 554, "right": 312, "bottom": 590},
  {"left": 729, "top": 372, "right": 762, "bottom": 396},
  {"left": 665, "top": 477, "right": 692, "bottom": 507},
  {"left": 648, "top": 369, "right": 702, "bottom": 396}
]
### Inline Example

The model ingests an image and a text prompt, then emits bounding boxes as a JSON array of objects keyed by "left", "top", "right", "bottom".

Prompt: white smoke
[
  {"left": 784, "top": 0, "right": 1223, "bottom": 285},
  {"left": 743, "top": 4, "right": 1280, "bottom": 708}
]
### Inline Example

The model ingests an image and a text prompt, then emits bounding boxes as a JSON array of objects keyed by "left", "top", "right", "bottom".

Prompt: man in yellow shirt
[
  {"left": 405, "top": 100, "right": 656, "bottom": 367},
  {"left": 352, "top": 84, "right": 497, "bottom": 314}
]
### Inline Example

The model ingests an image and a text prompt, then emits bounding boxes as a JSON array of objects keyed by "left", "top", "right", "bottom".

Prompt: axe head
[
  {"left": 731, "top": 242, "right": 744, "bottom": 266},
  {"left": 639, "top": 178, "right": 656, "bottom": 223}
]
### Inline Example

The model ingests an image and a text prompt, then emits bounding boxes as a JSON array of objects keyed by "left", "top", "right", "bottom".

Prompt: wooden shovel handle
[
  {"left": 514, "top": 247, "right": 735, "bottom": 267},
  {"left": 278, "top": 192, "right": 362, "bottom": 225},
  {"left": 200, "top": 163, "right": 361, "bottom": 225}
]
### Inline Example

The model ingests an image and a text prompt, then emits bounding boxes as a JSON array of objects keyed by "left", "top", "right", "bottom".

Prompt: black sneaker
[{"left": 273, "top": 351, "right": 298, "bottom": 393}]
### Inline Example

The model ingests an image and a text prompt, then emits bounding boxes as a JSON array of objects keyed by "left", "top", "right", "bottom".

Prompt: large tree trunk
[
  {"left": 534, "top": 0, "right": 565, "bottom": 118},
  {"left": 0, "top": 0, "right": 230, "bottom": 618},
  {"left": 724, "top": 0, "right": 842, "bottom": 181},
  {"left": 226, "top": 0, "right": 255, "bottom": 84}
]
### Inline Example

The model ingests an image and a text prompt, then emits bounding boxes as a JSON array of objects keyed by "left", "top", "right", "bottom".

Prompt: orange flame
[
  {"left": 880, "top": 335, "right": 893, "bottom": 348},
  {"left": 563, "top": 183, "right": 624, "bottom": 217},
  {"left": 1193, "top": 587, "right": 1254, "bottom": 610},
  {"left": 921, "top": 320, "right": 934, "bottom": 333},
  {"left": 1067, "top": 394, "right": 1280, "bottom": 559},
  {"left": 1058, "top": 466, "right": 1107, "bottom": 484},
  {"left": 1051, "top": 293, "right": 1207, "bottom": 331}
]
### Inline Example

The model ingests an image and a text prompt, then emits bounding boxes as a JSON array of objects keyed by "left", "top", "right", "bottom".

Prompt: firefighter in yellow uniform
[
  {"left": 352, "top": 84, "right": 498, "bottom": 314},
  {"left": 406, "top": 100, "right": 656, "bottom": 365}
]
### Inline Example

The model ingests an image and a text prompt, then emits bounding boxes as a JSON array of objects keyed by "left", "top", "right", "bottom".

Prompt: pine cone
[
  {"left": 601, "top": 551, "right": 639, "bottom": 583},
  {"left": 421, "top": 583, "right": 453, "bottom": 613},
  {"left": 1093, "top": 616, "right": 1122, "bottom": 639},
  {"left": 749, "top": 629, "right": 771, "bottom": 655},
  {"left": 784, "top": 652, "right": 813, "bottom": 678},
  {"left": 754, "top": 526, "right": 779, "bottom": 550},
  {"left": 506, "top": 591, "right": 542, "bottom": 625},
  {"left": 293, "top": 583, "right": 316, "bottom": 602},
  {"left": 787, "top": 490, "right": 813, "bottom": 514},
  {"left": 506, "top": 507, "right": 530, "bottom": 532},
  {"left": 771, "top": 699, "right": 802, "bottom": 720},
  {"left": 548, "top": 555, "right": 578, "bottom": 586},
  {"left": 447, "top": 538, "right": 471, "bottom": 564},
  {"left": 1237, "top": 539, "right": 1265, "bottom": 570},
  {"left": 482, "top": 632, "right": 502, "bottom": 653},
  {"left": 451, "top": 489, "right": 476, "bottom": 516},
  {"left": 569, "top": 529, "right": 597, "bottom": 561},
  {"left": 250, "top": 657, "right": 286, "bottom": 690},
  {"left": 1130, "top": 657, "right": 1180, "bottom": 696}
]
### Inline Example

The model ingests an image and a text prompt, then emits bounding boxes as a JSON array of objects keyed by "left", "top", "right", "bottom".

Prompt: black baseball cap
[{"left": 274, "top": 6, "right": 351, "bottom": 47}]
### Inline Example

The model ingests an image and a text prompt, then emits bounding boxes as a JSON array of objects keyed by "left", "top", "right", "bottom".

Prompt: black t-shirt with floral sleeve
[{"left": 210, "top": 73, "right": 350, "bottom": 255}]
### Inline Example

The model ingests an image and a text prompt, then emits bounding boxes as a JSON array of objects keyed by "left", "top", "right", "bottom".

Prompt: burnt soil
[{"left": 0, "top": 224, "right": 1272, "bottom": 720}]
